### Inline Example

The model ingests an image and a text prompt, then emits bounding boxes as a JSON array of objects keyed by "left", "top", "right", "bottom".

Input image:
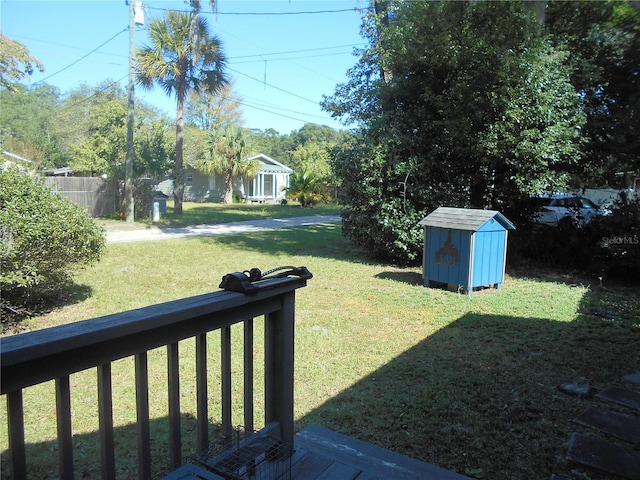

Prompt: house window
[{"left": 186, "top": 172, "right": 193, "bottom": 184}]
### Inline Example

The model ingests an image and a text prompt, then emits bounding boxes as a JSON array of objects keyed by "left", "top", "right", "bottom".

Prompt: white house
[{"left": 156, "top": 153, "right": 293, "bottom": 203}]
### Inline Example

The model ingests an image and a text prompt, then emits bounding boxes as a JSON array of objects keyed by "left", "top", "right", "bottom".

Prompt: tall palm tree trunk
[
  {"left": 174, "top": 90, "right": 186, "bottom": 215},
  {"left": 223, "top": 169, "right": 233, "bottom": 204}
]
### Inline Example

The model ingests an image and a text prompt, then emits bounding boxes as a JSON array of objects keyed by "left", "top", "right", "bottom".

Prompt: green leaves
[
  {"left": 284, "top": 168, "right": 329, "bottom": 207},
  {"left": 0, "top": 34, "right": 44, "bottom": 91},
  {"left": 136, "top": 11, "right": 227, "bottom": 100},
  {"left": 325, "top": 0, "right": 591, "bottom": 264},
  {"left": 0, "top": 168, "right": 105, "bottom": 313}
]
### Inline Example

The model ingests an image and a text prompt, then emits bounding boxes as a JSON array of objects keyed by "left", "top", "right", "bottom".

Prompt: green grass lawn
[{"left": 1, "top": 214, "right": 639, "bottom": 480}]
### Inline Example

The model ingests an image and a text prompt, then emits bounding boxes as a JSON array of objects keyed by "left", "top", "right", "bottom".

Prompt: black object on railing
[{"left": 219, "top": 266, "right": 313, "bottom": 294}]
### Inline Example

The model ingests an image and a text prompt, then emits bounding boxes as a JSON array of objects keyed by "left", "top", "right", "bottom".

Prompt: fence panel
[{"left": 44, "top": 177, "right": 116, "bottom": 217}]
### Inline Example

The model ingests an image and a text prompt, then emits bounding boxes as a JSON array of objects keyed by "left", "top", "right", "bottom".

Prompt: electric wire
[
  {"left": 145, "top": 6, "right": 370, "bottom": 16},
  {"left": 231, "top": 44, "right": 364, "bottom": 61},
  {"left": 34, "top": 28, "right": 128, "bottom": 85},
  {"left": 227, "top": 67, "right": 319, "bottom": 105},
  {"left": 58, "top": 75, "right": 129, "bottom": 112},
  {"left": 13, "top": 5, "right": 362, "bottom": 127}
]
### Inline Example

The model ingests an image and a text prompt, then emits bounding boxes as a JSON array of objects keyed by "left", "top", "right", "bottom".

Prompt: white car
[{"left": 531, "top": 194, "right": 610, "bottom": 226}]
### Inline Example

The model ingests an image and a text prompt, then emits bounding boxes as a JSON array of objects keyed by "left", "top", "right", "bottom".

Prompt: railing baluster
[
  {"left": 265, "top": 291, "right": 295, "bottom": 446},
  {"left": 221, "top": 325, "right": 232, "bottom": 437},
  {"left": 2, "top": 275, "right": 309, "bottom": 480},
  {"left": 55, "top": 375, "right": 74, "bottom": 480},
  {"left": 196, "top": 333, "right": 208, "bottom": 451},
  {"left": 135, "top": 352, "right": 151, "bottom": 480},
  {"left": 168, "top": 342, "right": 181, "bottom": 468},
  {"left": 97, "top": 363, "right": 115, "bottom": 480},
  {"left": 244, "top": 318, "right": 254, "bottom": 432},
  {"left": 7, "top": 390, "right": 26, "bottom": 479}
]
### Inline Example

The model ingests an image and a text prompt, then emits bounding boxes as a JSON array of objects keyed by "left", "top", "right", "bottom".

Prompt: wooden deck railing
[{"left": 1, "top": 269, "right": 311, "bottom": 480}]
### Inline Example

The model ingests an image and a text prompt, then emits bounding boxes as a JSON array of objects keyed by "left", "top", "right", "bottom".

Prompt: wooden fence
[{"left": 44, "top": 177, "right": 116, "bottom": 218}]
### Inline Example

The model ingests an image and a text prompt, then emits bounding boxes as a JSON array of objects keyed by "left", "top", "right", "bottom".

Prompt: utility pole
[{"left": 124, "top": 0, "right": 137, "bottom": 222}]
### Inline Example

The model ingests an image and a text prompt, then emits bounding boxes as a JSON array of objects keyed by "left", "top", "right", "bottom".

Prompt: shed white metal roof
[{"left": 418, "top": 207, "right": 516, "bottom": 231}]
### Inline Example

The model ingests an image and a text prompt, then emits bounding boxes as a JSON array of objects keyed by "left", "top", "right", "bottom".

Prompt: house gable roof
[
  {"left": 418, "top": 207, "right": 516, "bottom": 231},
  {"left": 246, "top": 153, "right": 293, "bottom": 174}
]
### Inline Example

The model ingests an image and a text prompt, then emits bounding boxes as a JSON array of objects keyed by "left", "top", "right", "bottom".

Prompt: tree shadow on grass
[
  {"left": 296, "top": 309, "right": 639, "bottom": 480},
  {"left": 201, "top": 224, "right": 373, "bottom": 263},
  {"left": 0, "top": 414, "right": 224, "bottom": 480},
  {"left": 374, "top": 270, "right": 423, "bottom": 286},
  {"left": 1, "top": 280, "right": 92, "bottom": 334}
]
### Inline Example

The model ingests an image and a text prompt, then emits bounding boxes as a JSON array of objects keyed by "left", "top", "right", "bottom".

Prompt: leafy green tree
[
  {"left": 136, "top": 11, "right": 227, "bottom": 215},
  {"left": 324, "top": 0, "right": 585, "bottom": 264},
  {"left": 54, "top": 83, "right": 173, "bottom": 214},
  {"left": 185, "top": 80, "right": 243, "bottom": 130},
  {"left": 249, "top": 128, "right": 284, "bottom": 158},
  {"left": 184, "top": 81, "right": 243, "bottom": 179},
  {"left": 284, "top": 168, "right": 329, "bottom": 207},
  {"left": 70, "top": 100, "right": 127, "bottom": 177},
  {"left": 288, "top": 143, "right": 332, "bottom": 179},
  {"left": 135, "top": 116, "right": 175, "bottom": 178},
  {"left": 546, "top": 0, "right": 640, "bottom": 188},
  {"left": 0, "top": 34, "right": 44, "bottom": 92},
  {"left": 0, "top": 84, "right": 65, "bottom": 167},
  {"left": 0, "top": 168, "right": 105, "bottom": 321},
  {"left": 199, "top": 124, "right": 255, "bottom": 204},
  {"left": 249, "top": 124, "right": 352, "bottom": 171}
]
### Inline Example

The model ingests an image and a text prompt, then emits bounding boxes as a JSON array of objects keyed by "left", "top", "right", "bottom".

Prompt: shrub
[
  {"left": 580, "top": 198, "right": 640, "bottom": 282},
  {"left": 0, "top": 168, "right": 105, "bottom": 319},
  {"left": 342, "top": 199, "right": 426, "bottom": 266},
  {"left": 133, "top": 179, "right": 154, "bottom": 219},
  {"left": 284, "top": 169, "right": 330, "bottom": 207},
  {"left": 508, "top": 197, "right": 640, "bottom": 283}
]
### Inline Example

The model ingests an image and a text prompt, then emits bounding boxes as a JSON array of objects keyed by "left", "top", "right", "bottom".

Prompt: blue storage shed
[{"left": 418, "top": 207, "right": 516, "bottom": 295}]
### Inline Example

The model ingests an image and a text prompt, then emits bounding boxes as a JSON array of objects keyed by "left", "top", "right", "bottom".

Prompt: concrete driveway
[{"left": 105, "top": 215, "right": 341, "bottom": 244}]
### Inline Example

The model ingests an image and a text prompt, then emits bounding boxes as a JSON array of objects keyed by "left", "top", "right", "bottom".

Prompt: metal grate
[{"left": 195, "top": 427, "right": 292, "bottom": 480}]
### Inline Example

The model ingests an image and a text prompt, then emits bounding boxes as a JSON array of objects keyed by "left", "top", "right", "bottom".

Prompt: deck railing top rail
[{"left": 1, "top": 274, "right": 308, "bottom": 395}]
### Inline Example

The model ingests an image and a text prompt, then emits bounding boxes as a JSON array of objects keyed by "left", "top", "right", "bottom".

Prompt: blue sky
[{"left": 1, "top": 0, "right": 368, "bottom": 134}]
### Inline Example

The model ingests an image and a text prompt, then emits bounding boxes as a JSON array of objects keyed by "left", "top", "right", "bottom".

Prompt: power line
[
  {"left": 58, "top": 75, "right": 129, "bottom": 112},
  {"left": 18, "top": 30, "right": 361, "bottom": 75},
  {"left": 7, "top": 33, "right": 128, "bottom": 60},
  {"left": 231, "top": 51, "right": 357, "bottom": 65},
  {"left": 237, "top": 94, "right": 334, "bottom": 121},
  {"left": 231, "top": 44, "right": 365, "bottom": 61},
  {"left": 240, "top": 101, "right": 318, "bottom": 125},
  {"left": 227, "top": 67, "right": 319, "bottom": 105},
  {"left": 35, "top": 28, "right": 128, "bottom": 85},
  {"left": 145, "top": 6, "right": 370, "bottom": 16}
]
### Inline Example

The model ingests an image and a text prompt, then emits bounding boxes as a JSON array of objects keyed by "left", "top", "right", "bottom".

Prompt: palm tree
[
  {"left": 136, "top": 11, "right": 227, "bottom": 215},
  {"left": 199, "top": 124, "right": 258, "bottom": 204},
  {"left": 284, "top": 168, "right": 329, "bottom": 207}
]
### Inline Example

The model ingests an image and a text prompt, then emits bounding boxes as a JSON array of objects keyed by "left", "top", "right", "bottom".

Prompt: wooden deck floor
[
  {"left": 165, "top": 425, "right": 472, "bottom": 480},
  {"left": 291, "top": 425, "right": 472, "bottom": 480}
]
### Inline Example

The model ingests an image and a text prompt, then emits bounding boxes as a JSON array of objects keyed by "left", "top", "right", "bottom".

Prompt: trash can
[
  {"left": 151, "top": 194, "right": 167, "bottom": 222},
  {"left": 418, "top": 207, "right": 515, "bottom": 295},
  {"left": 153, "top": 195, "right": 167, "bottom": 215}
]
